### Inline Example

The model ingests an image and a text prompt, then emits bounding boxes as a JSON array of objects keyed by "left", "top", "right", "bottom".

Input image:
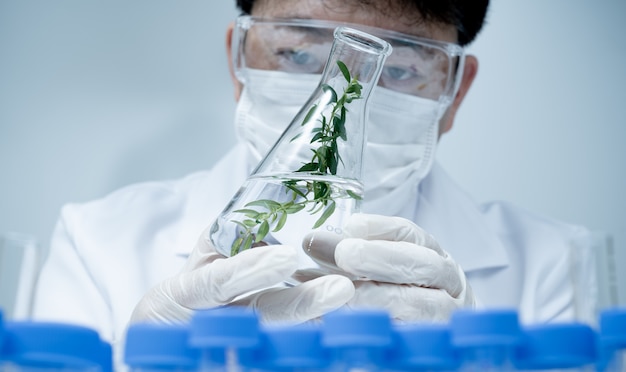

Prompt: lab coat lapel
[{"left": 414, "top": 162, "right": 509, "bottom": 272}]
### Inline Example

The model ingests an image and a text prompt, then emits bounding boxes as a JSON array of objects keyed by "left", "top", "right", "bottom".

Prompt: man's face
[
  {"left": 250, "top": 0, "right": 458, "bottom": 44},
  {"left": 229, "top": 0, "right": 478, "bottom": 136}
]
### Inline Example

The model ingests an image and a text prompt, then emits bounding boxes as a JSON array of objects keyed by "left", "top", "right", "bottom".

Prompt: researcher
[{"left": 32, "top": 0, "right": 593, "bottom": 351}]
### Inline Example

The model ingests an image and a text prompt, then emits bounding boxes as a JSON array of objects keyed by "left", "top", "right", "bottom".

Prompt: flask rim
[{"left": 333, "top": 26, "right": 393, "bottom": 57}]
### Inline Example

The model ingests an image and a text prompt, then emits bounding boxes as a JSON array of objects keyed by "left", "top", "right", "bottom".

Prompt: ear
[
  {"left": 438, "top": 55, "right": 478, "bottom": 136},
  {"left": 226, "top": 21, "right": 244, "bottom": 101}
]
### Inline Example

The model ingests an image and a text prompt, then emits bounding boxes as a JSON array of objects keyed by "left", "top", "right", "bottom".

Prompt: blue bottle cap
[
  {"left": 514, "top": 323, "right": 597, "bottom": 369},
  {"left": 387, "top": 323, "right": 460, "bottom": 370},
  {"left": 124, "top": 323, "right": 199, "bottom": 370},
  {"left": 189, "top": 307, "right": 260, "bottom": 349},
  {"left": 321, "top": 309, "right": 392, "bottom": 347},
  {"left": 599, "top": 308, "right": 626, "bottom": 349},
  {"left": 4, "top": 321, "right": 111, "bottom": 370},
  {"left": 0, "top": 310, "right": 4, "bottom": 360},
  {"left": 450, "top": 309, "right": 523, "bottom": 347},
  {"left": 99, "top": 342, "right": 113, "bottom": 372},
  {"left": 246, "top": 323, "right": 330, "bottom": 370}
]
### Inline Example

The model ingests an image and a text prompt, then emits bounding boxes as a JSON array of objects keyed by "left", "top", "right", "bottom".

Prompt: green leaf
[
  {"left": 243, "top": 219, "right": 257, "bottom": 228},
  {"left": 347, "top": 190, "right": 362, "bottom": 200},
  {"left": 313, "top": 181, "right": 329, "bottom": 200},
  {"left": 328, "top": 149, "right": 338, "bottom": 175},
  {"left": 337, "top": 60, "right": 350, "bottom": 82},
  {"left": 256, "top": 220, "right": 270, "bottom": 242},
  {"left": 231, "top": 237, "right": 244, "bottom": 256},
  {"left": 333, "top": 111, "right": 347, "bottom": 141},
  {"left": 233, "top": 208, "right": 261, "bottom": 218},
  {"left": 232, "top": 220, "right": 250, "bottom": 230},
  {"left": 322, "top": 84, "right": 338, "bottom": 104},
  {"left": 291, "top": 132, "right": 303, "bottom": 142},
  {"left": 296, "top": 162, "right": 319, "bottom": 172},
  {"left": 302, "top": 104, "right": 318, "bottom": 125},
  {"left": 274, "top": 212, "right": 288, "bottom": 232},
  {"left": 243, "top": 234, "right": 254, "bottom": 251},
  {"left": 245, "top": 199, "right": 281, "bottom": 210},
  {"left": 313, "top": 200, "right": 336, "bottom": 228},
  {"left": 284, "top": 183, "right": 308, "bottom": 199},
  {"left": 311, "top": 132, "right": 324, "bottom": 143},
  {"left": 284, "top": 203, "right": 306, "bottom": 213}
]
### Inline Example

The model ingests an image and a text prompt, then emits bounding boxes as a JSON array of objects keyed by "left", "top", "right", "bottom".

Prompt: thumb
[{"left": 233, "top": 275, "right": 355, "bottom": 324}]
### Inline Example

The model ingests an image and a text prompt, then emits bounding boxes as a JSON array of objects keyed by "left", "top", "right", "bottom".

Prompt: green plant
[{"left": 230, "top": 61, "right": 363, "bottom": 256}]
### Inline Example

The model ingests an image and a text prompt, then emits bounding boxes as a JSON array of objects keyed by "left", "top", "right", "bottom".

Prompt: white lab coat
[{"left": 31, "top": 142, "right": 594, "bottom": 346}]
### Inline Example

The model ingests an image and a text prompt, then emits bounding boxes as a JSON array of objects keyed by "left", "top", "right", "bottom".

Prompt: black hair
[{"left": 235, "top": 0, "right": 489, "bottom": 46}]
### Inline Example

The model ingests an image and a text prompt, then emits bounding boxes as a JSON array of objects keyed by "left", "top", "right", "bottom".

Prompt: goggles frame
[{"left": 232, "top": 15, "right": 466, "bottom": 103}]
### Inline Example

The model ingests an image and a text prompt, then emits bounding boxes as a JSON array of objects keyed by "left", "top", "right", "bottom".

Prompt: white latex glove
[
  {"left": 131, "top": 227, "right": 355, "bottom": 324},
  {"left": 302, "top": 213, "right": 475, "bottom": 322}
]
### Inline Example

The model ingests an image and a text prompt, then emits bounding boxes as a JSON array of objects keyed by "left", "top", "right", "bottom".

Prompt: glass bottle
[
  {"left": 513, "top": 323, "right": 597, "bottom": 371},
  {"left": 124, "top": 323, "right": 199, "bottom": 372},
  {"left": 450, "top": 309, "right": 523, "bottom": 372},
  {"left": 321, "top": 309, "right": 392, "bottom": 372},
  {"left": 242, "top": 323, "right": 331, "bottom": 372},
  {"left": 188, "top": 307, "right": 260, "bottom": 372},
  {"left": 1, "top": 310, "right": 5, "bottom": 371},
  {"left": 210, "top": 27, "right": 392, "bottom": 257},
  {"left": 2, "top": 321, "right": 111, "bottom": 372},
  {"left": 385, "top": 323, "right": 460, "bottom": 371},
  {"left": 598, "top": 308, "right": 626, "bottom": 372}
]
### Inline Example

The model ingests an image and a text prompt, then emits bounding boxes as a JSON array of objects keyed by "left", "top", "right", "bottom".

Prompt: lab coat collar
[{"left": 414, "top": 162, "right": 510, "bottom": 273}]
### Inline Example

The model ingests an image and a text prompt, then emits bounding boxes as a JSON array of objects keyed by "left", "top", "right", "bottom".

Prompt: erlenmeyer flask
[{"left": 210, "top": 26, "right": 392, "bottom": 257}]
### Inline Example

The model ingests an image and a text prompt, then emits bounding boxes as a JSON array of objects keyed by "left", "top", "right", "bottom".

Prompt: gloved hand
[
  {"left": 130, "top": 226, "right": 355, "bottom": 324},
  {"left": 302, "top": 213, "right": 475, "bottom": 322}
]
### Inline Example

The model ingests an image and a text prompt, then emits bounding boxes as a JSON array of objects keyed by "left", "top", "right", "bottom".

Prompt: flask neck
[{"left": 320, "top": 27, "right": 391, "bottom": 98}]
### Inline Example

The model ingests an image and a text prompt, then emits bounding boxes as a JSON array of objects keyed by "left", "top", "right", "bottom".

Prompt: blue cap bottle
[
  {"left": 598, "top": 308, "right": 626, "bottom": 372},
  {"left": 386, "top": 323, "right": 460, "bottom": 371},
  {"left": 189, "top": 307, "right": 260, "bottom": 372},
  {"left": 450, "top": 309, "right": 522, "bottom": 371},
  {"left": 2, "top": 321, "right": 112, "bottom": 371},
  {"left": 513, "top": 323, "right": 597, "bottom": 371},
  {"left": 0, "top": 310, "right": 5, "bottom": 366},
  {"left": 124, "top": 323, "right": 199, "bottom": 371},
  {"left": 243, "top": 323, "right": 330, "bottom": 371},
  {"left": 321, "top": 309, "right": 392, "bottom": 372}
]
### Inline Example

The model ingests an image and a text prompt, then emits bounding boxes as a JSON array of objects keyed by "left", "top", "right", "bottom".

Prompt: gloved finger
[
  {"left": 169, "top": 244, "right": 299, "bottom": 309},
  {"left": 231, "top": 274, "right": 355, "bottom": 324},
  {"left": 344, "top": 213, "right": 445, "bottom": 256},
  {"left": 180, "top": 227, "right": 229, "bottom": 272},
  {"left": 301, "top": 231, "right": 360, "bottom": 280},
  {"left": 335, "top": 238, "right": 465, "bottom": 298},
  {"left": 347, "top": 280, "right": 474, "bottom": 322},
  {"left": 303, "top": 229, "right": 464, "bottom": 297},
  {"left": 291, "top": 268, "right": 332, "bottom": 283}
]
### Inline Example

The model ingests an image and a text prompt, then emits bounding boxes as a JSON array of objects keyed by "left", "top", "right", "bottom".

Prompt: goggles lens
[{"left": 234, "top": 16, "right": 465, "bottom": 102}]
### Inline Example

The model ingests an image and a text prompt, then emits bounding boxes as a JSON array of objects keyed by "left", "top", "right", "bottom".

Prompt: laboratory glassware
[
  {"left": 450, "top": 309, "right": 523, "bottom": 372},
  {"left": 210, "top": 26, "right": 391, "bottom": 258},
  {"left": 124, "top": 323, "right": 199, "bottom": 372}
]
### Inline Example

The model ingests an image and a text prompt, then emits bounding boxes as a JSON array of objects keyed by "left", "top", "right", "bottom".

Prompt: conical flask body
[{"left": 211, "top": 27, "right": 391, "bottom": 257}]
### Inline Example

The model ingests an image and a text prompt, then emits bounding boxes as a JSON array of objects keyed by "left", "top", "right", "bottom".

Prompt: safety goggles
[{"left": 232, "top": 15, "right": 466, "bottom": 102}]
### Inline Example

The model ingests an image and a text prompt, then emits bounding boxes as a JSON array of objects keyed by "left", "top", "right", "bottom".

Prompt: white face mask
[{"left": 234, "top": 69, "right": 447, "bottom": 218}]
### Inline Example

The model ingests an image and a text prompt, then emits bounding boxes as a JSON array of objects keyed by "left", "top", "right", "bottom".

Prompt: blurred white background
[{"left": 1, "top": 0, "right": 624, "bottom": 310}]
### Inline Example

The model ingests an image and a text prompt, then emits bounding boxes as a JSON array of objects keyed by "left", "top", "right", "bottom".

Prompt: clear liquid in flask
[{"left": 210, "top": 172, "right": 363, "bottom": 258}]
